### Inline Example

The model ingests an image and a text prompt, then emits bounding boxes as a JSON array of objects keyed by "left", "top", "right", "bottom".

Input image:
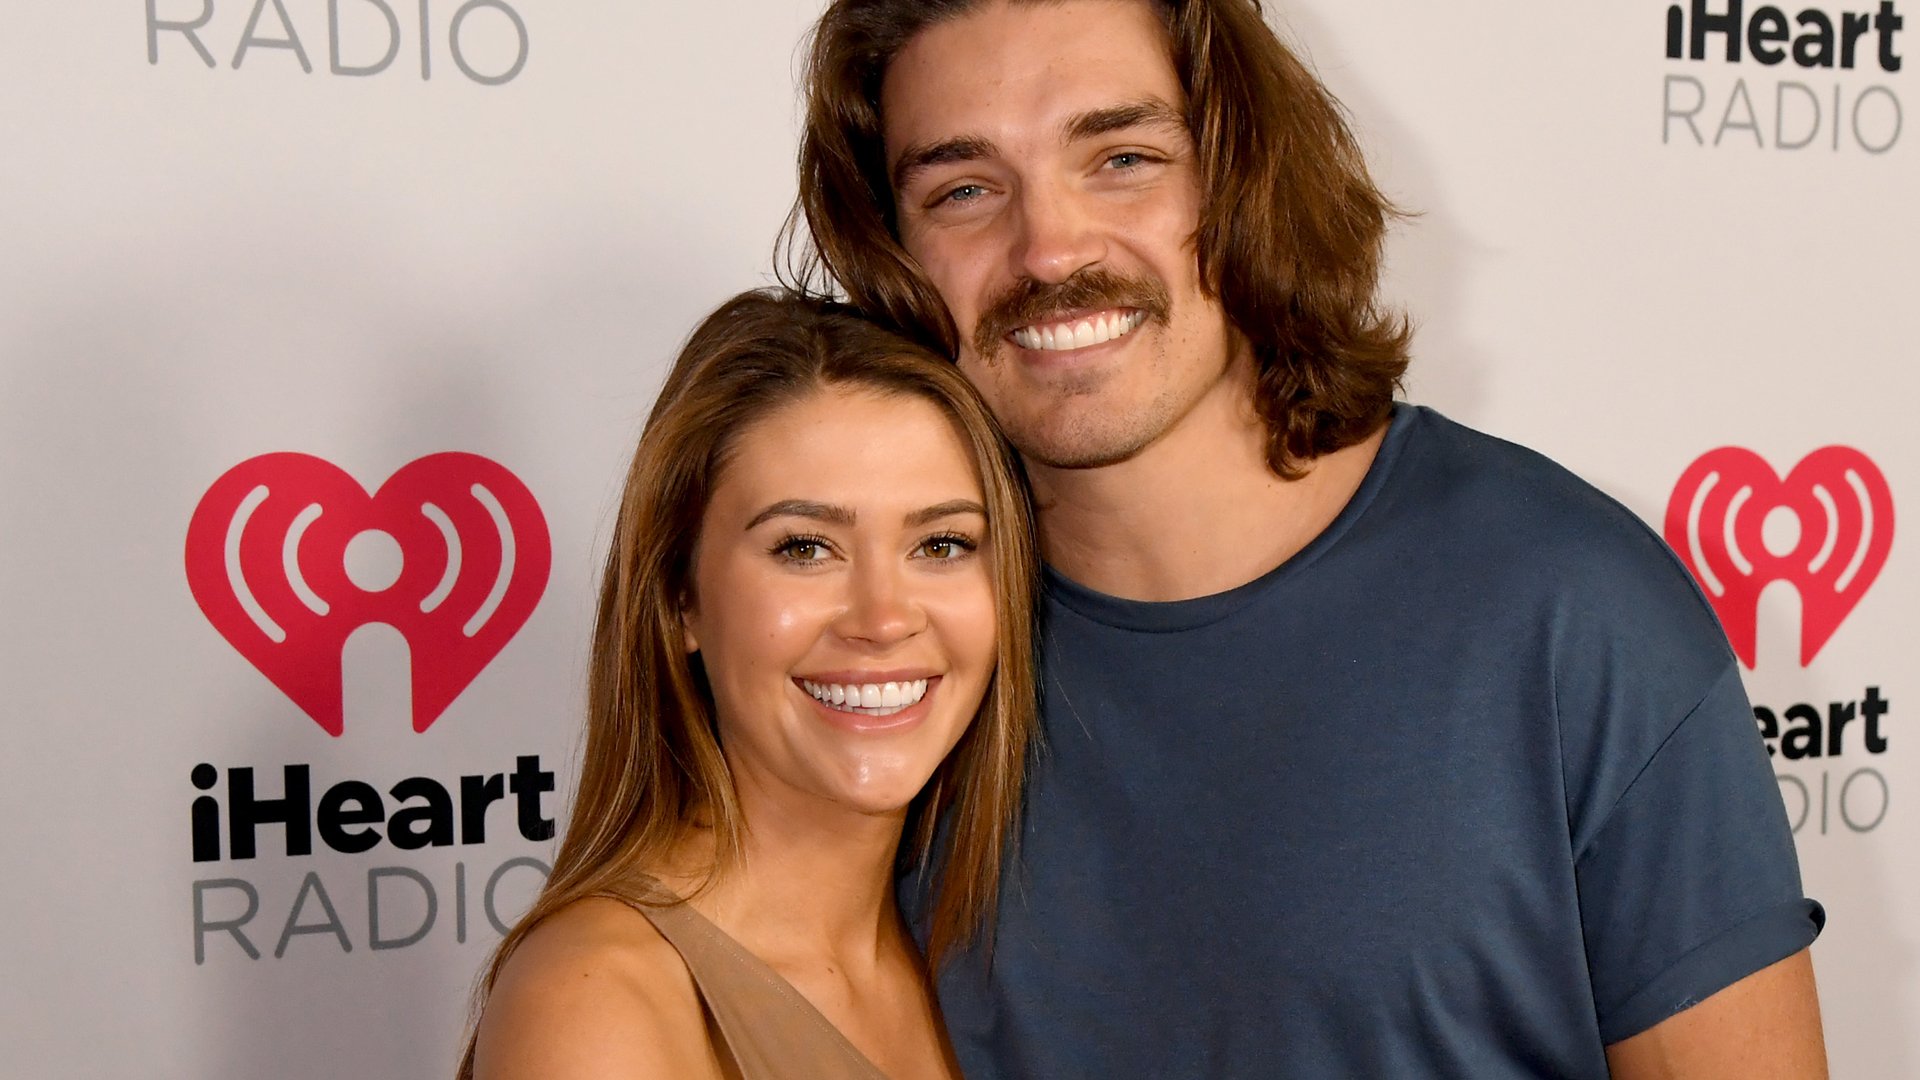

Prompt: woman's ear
[{"left": 679, "top": 593, "right": 700, "bottom": 654}]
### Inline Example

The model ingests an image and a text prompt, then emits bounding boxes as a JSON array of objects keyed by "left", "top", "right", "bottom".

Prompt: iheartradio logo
[
  {"left": 1664, "top": 447, "right": 1893, "bottom": 669},
  {"left": 185, "top": 453, "right": 550, "bottom": 736}
]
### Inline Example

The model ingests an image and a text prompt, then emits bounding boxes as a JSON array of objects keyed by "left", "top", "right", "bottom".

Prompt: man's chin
[{"left": 1005, "top": 411, "right": 1162, "bottom": 472}]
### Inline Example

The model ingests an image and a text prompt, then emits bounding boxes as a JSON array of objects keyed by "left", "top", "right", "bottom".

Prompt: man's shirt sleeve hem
[{"left": 1596, "top": 896, "right": 1825, "bottom": 1045}]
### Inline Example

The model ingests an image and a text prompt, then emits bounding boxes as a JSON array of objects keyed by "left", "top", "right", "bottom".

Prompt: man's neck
[{"left": 1028, "top": 358, "right": 1388, "bottom": 603}]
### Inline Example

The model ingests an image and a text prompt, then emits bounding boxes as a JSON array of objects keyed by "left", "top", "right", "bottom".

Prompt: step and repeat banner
[{"left": 0, "top": 2, "right": 1910, "bottom": 1077}]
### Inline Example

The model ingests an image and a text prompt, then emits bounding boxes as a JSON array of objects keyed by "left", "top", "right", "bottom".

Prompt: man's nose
[
  {"left": 832, "top": 562, "right": 926, "bottom": 648},
  {"left": 1011, "top": 182, "right": 1105, "bottom": 284}
]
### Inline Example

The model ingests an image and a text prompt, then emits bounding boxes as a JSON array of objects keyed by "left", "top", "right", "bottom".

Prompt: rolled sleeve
[{"left": 1574, "top": 664, "right": 1825, "bottom": 1044}]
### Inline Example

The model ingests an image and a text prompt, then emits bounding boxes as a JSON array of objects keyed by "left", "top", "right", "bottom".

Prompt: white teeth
[
  {"left": 801, "top": 678, "right": 930, "bottom": 717},
  {"left": 1012, "top": 309, "right": 1146, "bottom": 352}
]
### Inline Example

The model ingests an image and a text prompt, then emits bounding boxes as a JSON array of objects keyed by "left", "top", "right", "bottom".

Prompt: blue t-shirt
[{"left": 930, "top": 405, "right": 1822, "bottom": 1079}]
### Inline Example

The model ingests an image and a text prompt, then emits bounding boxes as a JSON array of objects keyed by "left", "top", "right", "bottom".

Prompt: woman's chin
[{"left": 821, "top": 764, "right": 942, "bottom": 817}]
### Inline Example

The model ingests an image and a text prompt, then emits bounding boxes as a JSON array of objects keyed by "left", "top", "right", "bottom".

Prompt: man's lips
[
  {"left": 970, "top": 266, "right": 1172, "bottom": 361},
  {"left": 1007, "top": 307, "right": 1147, "bottom": 352}
]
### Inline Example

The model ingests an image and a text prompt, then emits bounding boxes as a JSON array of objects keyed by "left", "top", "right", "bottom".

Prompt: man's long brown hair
[
  {"left": 457, "top": 290, "right": 1038, "bottom": 1077},
  {"left": 781, "top": 0, "right": 1411, "bottom": 478}
]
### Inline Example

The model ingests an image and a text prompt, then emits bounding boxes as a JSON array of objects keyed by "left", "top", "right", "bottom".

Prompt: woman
[{"left": 460, "top": 290, "right": 1038, "bottom": 1079}]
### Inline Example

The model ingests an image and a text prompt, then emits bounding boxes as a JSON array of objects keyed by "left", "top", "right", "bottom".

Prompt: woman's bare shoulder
[{"left": 470, "top": 896, "right": 722, "bottom": 1080}]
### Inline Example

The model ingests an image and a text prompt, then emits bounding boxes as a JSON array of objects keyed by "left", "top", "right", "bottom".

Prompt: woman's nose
[{"left": 832, "top": 563, "right": 926, "bottom": 647}]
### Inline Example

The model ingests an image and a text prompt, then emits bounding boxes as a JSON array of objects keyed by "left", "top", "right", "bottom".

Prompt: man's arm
[{"left": 1604, "top": 949, "right": 1826, "bottom": 1080}]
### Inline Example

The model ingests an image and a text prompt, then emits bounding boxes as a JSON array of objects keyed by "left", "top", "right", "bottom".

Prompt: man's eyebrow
[
  {"left": 745, "top": 500, "right": 855, "bottom": 530},
  {"left": 1063, "top": 97, "right": 1188, "bottom": 143},
  {"left": 892, "top": 135, "right": 998, "bottom": 193},
  {"left": 906, "top": 499, "right": 988, "bottom": 528}
]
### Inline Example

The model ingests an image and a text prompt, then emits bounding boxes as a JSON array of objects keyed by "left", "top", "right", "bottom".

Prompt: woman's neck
[{"left": 660, "top": 774, "right": 914, "bottom": 977}]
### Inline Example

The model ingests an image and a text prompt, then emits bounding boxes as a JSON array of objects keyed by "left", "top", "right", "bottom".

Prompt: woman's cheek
[{"left": 933, "top": 573, "right": 999, "bottom": 671}]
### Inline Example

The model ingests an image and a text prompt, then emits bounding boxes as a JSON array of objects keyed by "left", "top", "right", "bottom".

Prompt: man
[{"left": 784, "top": 1, "right": 1827, "bottom": 1076}]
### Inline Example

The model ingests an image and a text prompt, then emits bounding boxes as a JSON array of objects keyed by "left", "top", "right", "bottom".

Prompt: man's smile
[{"left": 1009, "top": 307, "right": 1147, "bottom": 352}]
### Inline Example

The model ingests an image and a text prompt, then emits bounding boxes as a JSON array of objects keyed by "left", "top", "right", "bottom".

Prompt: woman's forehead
[{"left": 710, "top": 387, "right": 987, "bottom": 522}]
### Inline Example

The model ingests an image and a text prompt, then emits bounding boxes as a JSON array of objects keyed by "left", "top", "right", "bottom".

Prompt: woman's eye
[
  {"left": 917, "top": 534, "right": 977, "bottom": 560},
  {"left": 774, "top": 536, "right": 832, "bottom": 562}
]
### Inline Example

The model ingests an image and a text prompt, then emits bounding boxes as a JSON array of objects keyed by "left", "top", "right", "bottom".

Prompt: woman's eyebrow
[
  {"left": 746, "top": 500, "right": 856, "bottom": 530},
  {"left": 906, "top": 499, "right": 988, "bottom": 527}
]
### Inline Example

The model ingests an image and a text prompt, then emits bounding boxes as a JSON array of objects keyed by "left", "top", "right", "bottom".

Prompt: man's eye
[
  {"left": 938, "top": 183, "right": 985, "bottom": 205},
  {"left": 1107, "top": 152, "right": 1148, "bottom": 170}
]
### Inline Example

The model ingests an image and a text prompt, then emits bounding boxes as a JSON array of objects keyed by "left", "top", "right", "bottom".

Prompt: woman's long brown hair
[
  {"left": 781, "top": 0, "right": 1412, "bottom": 478},
  {"left": 456, "top": 289, "right": 1038, "bottom": 1077}
]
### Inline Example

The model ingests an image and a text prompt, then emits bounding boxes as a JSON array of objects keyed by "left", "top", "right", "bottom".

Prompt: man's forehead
[{"left": 879, "top": 0, "right": 1182, "bottom": 160}]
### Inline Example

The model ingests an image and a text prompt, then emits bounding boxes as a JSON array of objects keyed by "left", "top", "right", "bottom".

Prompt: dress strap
[{"left": 597, "top": 890, "right": 893, "bottom": 1080}]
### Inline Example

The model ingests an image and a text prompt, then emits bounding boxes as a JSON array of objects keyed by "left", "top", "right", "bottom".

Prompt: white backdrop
[{"left": 1, "top": 2, "right": 1910, "bottom": 1077}]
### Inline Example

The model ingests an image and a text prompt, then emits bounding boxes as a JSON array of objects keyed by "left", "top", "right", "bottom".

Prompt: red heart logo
[
  {"left": 1664, "top": 446, "right": 1893, "bottom": 669},
  {"left": 185, "top": 453, "right": 551, "bottom": 735}
]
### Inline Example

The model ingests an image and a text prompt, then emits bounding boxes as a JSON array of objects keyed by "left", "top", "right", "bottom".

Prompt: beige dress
[{"left": 598, "top": 889, "right": 894, "bottom": 1080}]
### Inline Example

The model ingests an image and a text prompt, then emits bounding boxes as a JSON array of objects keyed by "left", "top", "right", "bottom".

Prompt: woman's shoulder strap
[{"left": 598, "top": 890, "right": 892, "bottom": 1080}]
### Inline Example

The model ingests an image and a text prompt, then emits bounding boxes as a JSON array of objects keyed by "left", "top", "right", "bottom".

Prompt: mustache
[{"left": 971, "top": 269, "right": 1172, "bottom": 359}]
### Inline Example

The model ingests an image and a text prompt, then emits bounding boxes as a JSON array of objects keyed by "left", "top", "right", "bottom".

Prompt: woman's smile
[{"left": 796, "top": 673, "right": 943, "bottom": 731}]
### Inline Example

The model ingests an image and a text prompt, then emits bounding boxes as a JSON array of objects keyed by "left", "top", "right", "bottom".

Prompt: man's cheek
[{"left": 955, "top": 353, "right": 996, "bottom": 390}]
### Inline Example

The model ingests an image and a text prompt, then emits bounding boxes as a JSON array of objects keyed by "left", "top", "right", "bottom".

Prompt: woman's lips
[{"left": 794, "top": 674, "right": 942, "bottom": 732}]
